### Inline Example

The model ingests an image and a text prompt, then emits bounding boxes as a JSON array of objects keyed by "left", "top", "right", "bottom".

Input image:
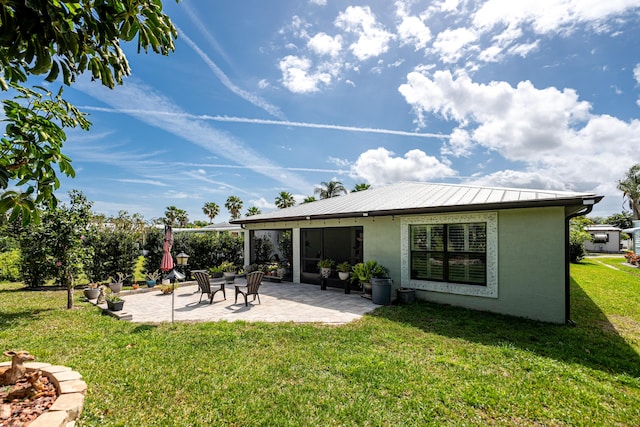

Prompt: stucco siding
[{"left": 412, "top": 207, "right": 566, "bottom": 323}]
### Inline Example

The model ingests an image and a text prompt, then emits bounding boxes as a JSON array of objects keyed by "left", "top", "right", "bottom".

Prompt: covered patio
[{"left": 101, "top": 279, "right": 378, "bottom": 324}]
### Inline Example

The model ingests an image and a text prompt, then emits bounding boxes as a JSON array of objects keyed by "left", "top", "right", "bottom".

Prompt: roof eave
[{"left": 232, "top": 195, "right": 603, "bottom": 225}]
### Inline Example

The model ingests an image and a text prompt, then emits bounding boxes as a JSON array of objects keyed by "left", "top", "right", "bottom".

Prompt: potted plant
[
  {"left": 83, "top": 283, "right": 100, "bottom": 300},
  {"left": 208, "top": 266, "right": 223, "bottom": 278},
  {"left": 105, "top": 291, "right": 124, "bottom": 311},
  {"left": 317, "top": 259, "right": 335, "bottom": 278},
  {"left": 108, "top": 272, "right": 129, "bottom": 293},
  {"left": 146, "top": 270, "right": 160, "bottom": 288},
  {"left": 219, "top": 261, "right": 236, "bottom": 284},
  {"left": 351, "top": 260, "right": 388, "bottom": 295},
  {"left": 336, "top": 262, "right": 351, "bottom": 281},
  {"left": 157, "top": 281, "right": 178, "bottom": 294}
]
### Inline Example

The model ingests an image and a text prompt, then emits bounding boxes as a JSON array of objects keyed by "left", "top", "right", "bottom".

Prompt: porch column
[{"left": 292, "top": 228, "right": 301, "bottom": 283}]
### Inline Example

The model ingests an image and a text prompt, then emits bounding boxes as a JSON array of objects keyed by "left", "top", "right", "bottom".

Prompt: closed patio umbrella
[{"left": 161, "top": 225, "right": 174, "bottom": 273}]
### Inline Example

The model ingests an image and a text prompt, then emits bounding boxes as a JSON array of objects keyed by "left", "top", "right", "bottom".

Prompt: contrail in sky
[{"left": 81, "top": 106, "right": 449, "bottom": 140}]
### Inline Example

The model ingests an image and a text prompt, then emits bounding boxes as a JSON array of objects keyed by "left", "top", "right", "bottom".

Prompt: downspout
[{"left": 565, "top": 203, "right": 595, "bottom": 326}]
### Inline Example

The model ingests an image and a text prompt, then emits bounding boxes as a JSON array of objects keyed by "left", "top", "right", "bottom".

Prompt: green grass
[{"left": 1, "top": 259, "right": 639, "bottom": 426}]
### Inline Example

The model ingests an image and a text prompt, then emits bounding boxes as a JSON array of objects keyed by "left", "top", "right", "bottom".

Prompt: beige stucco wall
[{"left": 243, "top": 206, "right": 568, "bottom": 323}]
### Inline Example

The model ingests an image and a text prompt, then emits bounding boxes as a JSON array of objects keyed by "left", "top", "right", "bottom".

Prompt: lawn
[{"left": 0, "top": 258, "right": 638, "bottom": 426}]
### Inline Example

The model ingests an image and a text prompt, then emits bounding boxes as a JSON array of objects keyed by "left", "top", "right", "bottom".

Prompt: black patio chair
[
  {"left": 193, "top": 270, "right": 226, "bottom": 304},
  {"left": 235, "top": 271, "right": 264, "bottom": 306}
]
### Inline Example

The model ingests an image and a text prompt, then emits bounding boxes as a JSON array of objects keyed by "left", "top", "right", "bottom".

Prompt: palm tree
[
  {"left": 314, "top": 180, "right": 347, "bottom": 199},
  {"left": 202, "top": 202, "right": 220, "bottom": 224},
  {"left": 175, "top": 209, "right": 189, "bottom": 227},
  {"left": 617, "top": 164, "right": 640, "bottom": 219},
  {"left": 275, "top": 191, "right": 296, "bottom": 209},
  {"left": 352, "top": 183, "right": 371, "bottom": 192},
  {"left": 225, "top": 196, "right": 243, "bottom": 220},
  {"left": 246, "top": 206, "right": 262, "bottom": 216},
  {"left": 164, "top": 206, "right": 179, "bottom": 226},
  {"left": 302, "top": 196, "right": 317, "bottom": 204}
]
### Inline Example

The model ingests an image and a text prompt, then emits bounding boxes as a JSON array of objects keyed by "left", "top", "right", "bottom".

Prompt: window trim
[{"left": 401, "top": 212, "right": 498, "bottom": 298}]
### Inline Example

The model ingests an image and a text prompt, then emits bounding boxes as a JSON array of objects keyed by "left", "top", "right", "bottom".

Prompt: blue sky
[{"left": 54, "top": 0, "right": 640, "bottom": 223}]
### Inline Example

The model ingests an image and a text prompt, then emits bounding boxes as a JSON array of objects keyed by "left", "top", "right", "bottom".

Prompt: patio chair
[
  {"left": 235, "top": 271, "right": 264, "bottom": 306},
  {"left": 193, "top": 271, "right": 226, "bottom": 304}
]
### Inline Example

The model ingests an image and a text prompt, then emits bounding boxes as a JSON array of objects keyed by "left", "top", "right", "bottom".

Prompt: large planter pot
[
  {"left": 371, "top": 277, "right": 393, "bottom": 305},
  {"left": 397, "top": 288, "right": 416, "bottom": 305},
  {"left": 84, "top": 288, "right": 100, "bottom": 300},
  {"left": 107, "top": 300, "right": 124, "bottom": 311},
  {"left": 108, "top": 282, "right": 122, "bottom": 293},
  {"left": 146, "top": 280, "right": 156, "bottom": 288},
  {"left": 223, "top": 272, "right": 236, "bottom": 284},
  {"left": 338, "top": 271, "right": 350, "bottom": 281}
]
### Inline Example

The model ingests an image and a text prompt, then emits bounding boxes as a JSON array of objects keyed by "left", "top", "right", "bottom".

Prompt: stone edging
[{"left": 0, "top": 361, "right": 86, "bottom": 427}]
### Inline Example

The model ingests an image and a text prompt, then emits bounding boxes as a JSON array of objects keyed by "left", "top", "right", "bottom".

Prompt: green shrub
[{"left": 0, "top": 249, "right": 21, "bottom": 281}]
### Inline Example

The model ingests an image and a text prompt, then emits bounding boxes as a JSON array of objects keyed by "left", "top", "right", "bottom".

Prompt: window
[{"left": 410, "top": 223, "right": 486, "bottom": 285}]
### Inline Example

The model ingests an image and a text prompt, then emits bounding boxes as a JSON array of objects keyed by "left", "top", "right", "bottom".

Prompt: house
[
  {"left": 232, "top": 182, "right": 602, "bottom": 324},
  {"left": 584, "top": 225, "right": 622, "bottom": 253}
]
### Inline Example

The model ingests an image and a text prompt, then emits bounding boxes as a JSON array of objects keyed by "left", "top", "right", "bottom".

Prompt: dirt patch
[{"left": 0, "top": 375, "right": 57, "bottom": 426}]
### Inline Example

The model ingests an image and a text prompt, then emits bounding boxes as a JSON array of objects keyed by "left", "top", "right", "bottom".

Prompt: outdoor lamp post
[
  {"left": 176, "top": 251, "right": 189, "bottom": 267},
  {"left": 175, "top": 251, "right": 189, "bottom": 278}
]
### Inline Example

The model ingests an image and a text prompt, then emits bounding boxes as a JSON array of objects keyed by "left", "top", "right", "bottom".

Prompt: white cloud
[
  {"left": 279, "top": 55, "right": 332, "bottom": 93},
  {"left": 335, "top": 6, "right": 394, "bottom": 60},
  {"left": 398, "top": 69, "right": 640, "bottom": 198},
  {"left": 431, "top": 27, "right": 477, "bottom": 63},
  {"left": 396, "top": 15, "right": 432, "bottom": 51},
  {"left": 308, "top": 32, "right": 343, "bottom": 57},
  {"left": 634, "top": 63, "right": 640, "bottom": 84},
  {"left": 399, "top": 70, "right": 591, "bottom": 159},
  {"left": 309, "top": 0, "right": 326, "bottom": 5},
  {"left": 441, "top": 127, "right": 473, "bottom": 157},
  {"left": 351, "top": 147, "right": 456, "bottom": 186},
  {"left": 250, "top": 197, "right": 275, "bottom": 210},
  {"left": 473, "top": 0, "right": 640, "bottom": 35}
]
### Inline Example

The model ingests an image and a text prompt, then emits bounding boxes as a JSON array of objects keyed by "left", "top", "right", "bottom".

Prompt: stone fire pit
[{"left": 0, "top": 361, "right": 86, "bottom": 426}]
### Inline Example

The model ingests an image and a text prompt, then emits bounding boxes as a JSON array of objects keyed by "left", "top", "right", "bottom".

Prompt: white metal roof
[{"left": 233, "top": 182, "right": 602, "bottom": 224}]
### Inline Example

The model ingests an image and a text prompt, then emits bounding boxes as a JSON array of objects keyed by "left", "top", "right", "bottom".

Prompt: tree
[
  {"left": 202, "top": 202, "right": 220, "bottom": 224},
  {"left": 569, "top": 217, "right": 592, "bottom": 264},
  {"left": 0, "top": 1, "right": 180, "bottom": 224},
  {"left": 246, "top": 206, "right": 261, "bottom": 216},
  {"left": 275, "top": 191, "right": 296, "bottom": 209},
  {"left": 225, "top": 196, "right": 243, "bottom": 220},
  {"left": 302, "top": 196, "right": 317, "bottom": 204},
  {"left": 175, "top": 209, "right": 189, "bottom": 228},
  {"left": 18, "top": 190, "right": 93, "bottom": 308},
  {"left": 617, "top": 164, "right": 640, "bottom": 220},
  {"left": 314, "top": 180, "right": 347, "bottom": 199},
  {"left": 606, "top": 212, "right": 633, "bottom": 230},
  {"left": 352, "top": 183, "right": 371, "bottom": 192},
  {"left": 163, "top": 206, "right": 186, "bottom": 226}
]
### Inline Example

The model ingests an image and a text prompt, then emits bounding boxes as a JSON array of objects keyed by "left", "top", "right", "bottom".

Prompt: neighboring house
[
  {"left": 232, "top": 182, "right": 602, "bottom": 324},
  {"left": 158, "top": 222, "right": 243, "bottom": 237},
  {"left": 584, "top": 225, "right": 622, "bottom": 253},
  {"left": 623, "top": 221, "right": 640, "bottom": 254}
]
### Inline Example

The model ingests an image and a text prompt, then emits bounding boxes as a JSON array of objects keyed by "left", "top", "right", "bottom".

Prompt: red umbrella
[{"left": 161, "top": 225, "right": 174, "bottom": 272}]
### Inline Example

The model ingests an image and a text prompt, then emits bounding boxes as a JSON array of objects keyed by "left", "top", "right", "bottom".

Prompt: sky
[{"left": 50, "top": 0, "right": 640, "bottom": 223}]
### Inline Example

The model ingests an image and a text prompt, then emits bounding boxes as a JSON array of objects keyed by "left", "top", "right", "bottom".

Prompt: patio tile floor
[{"left": 111, "top": 279, "right": 378, "bottom": 324}]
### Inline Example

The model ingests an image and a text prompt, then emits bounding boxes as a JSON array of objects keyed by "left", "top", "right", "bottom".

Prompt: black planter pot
[{"left": 107, "top": 300, "right": 124, "bottom": 311}]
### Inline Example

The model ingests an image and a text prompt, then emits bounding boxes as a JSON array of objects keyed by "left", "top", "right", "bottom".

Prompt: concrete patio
[{"left": 99, "top": 279, "right": 379, "bottom": 325}]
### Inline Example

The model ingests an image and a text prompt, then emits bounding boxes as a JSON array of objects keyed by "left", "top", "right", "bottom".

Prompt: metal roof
[{"left": 233, "top": 182, "right": 603, "bottom": 225}]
